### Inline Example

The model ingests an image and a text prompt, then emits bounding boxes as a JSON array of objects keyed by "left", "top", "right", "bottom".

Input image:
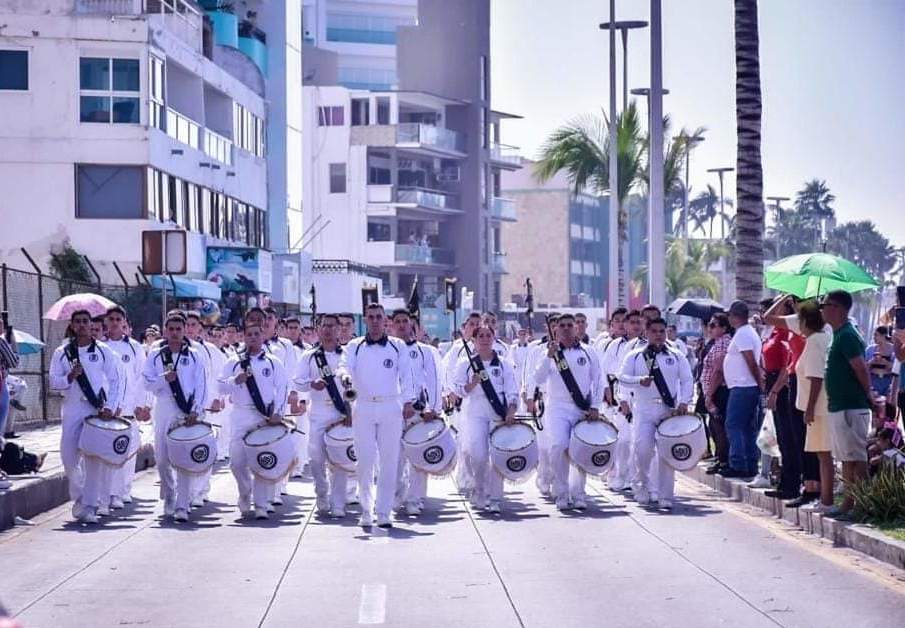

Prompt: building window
[
  {"left": 351, "top": 98, "right": 370, "bottom": 126},
  {"left": 329, "top": 163, "right": 346, "bottom": 193},
  {"left": 376, "top": 97, "right": 390, "bottom": 125},
  {"left": 367, "top": 222, "right": 391, "bottom": 242},
  {"left": 233, "top": 102, "right": 265, "bottom": 157},
  {"left": 76, "top": 165, "right": 144, "bottom": 218},
  {"left": 337, "top": 66, "right": 396, "bottom": 91},
  {"left": 368, "top": 166, "right": 391, "bottom": 185},
  {"left": 79, "top": 57, "right": 140, "bottom": 124},
  {"left": 326, "top": 13, "right": 415, "bottom": 45},
  {"left": 318, "top": 105, "right": 344, "bottom": 126},
  {"left": 149, "top": 55, "right": 165, "bottom": 131},
  {"left": 479, "top": 55, "right": 488, "bottom": 101},
  {"left": 0, "top": 50, "right": 28, "bottom": 90}
]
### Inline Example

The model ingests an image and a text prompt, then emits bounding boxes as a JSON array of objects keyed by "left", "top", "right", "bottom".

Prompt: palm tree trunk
[{"left": 733, "top": 0, "right": 765, "bottom": 307}]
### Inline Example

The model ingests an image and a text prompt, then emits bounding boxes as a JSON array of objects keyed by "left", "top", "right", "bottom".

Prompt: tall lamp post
[
  {"left": 598, "top": 19, "right": 648, "bottom": 112},
  {"left": 708, "top": 166, "right": 734, "bottom": 301},
  {"left": 681, "top": 135, "right": 705, "bottom": 242},
  {"left": 647, "top": 0, "right": 666, "bottom": 308},
  {"left": 766, "top": 195, "right": 790, "bottom": 258}
]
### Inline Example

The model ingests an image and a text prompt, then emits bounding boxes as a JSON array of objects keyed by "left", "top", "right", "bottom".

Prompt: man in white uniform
[
  {"left": 49, "top": 310, "right": 124, "bottom": 524},
  {"left": 599, "top": 308, "right": 634, "bottom": 492},
  {"left": 338, "top": 304, "right": 416, "bottom": 528},
  {"left": 619, "top": 317, "right": 694, "bottom": 510},
  {"left": 523, "top": 314, "right": 559, "bottom": 498},
  {"left": 263, "top": 307, "right": 305, "bottom": 485}
]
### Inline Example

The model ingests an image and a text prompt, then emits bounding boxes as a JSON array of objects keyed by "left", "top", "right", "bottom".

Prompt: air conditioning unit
[{"left": 438, "top": 165, "right": 460, "bottom": 182}]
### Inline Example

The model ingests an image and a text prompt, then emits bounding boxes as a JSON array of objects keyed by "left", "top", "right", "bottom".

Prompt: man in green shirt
[{"left": 821, "top": 290, "right": 875, "bottom": 519}]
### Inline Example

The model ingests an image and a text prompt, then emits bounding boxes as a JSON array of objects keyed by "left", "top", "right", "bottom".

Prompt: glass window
[
  {"left": 80, "top": 57, "right": 140, "bottom": 125},
  {"left": 149, "top": 55, "right": 165, "bottom": 131},
  {"left": 376, "top": 97, "right": 390, "bottom": 124},
  {"left": 112, "top": 59, "right": 139, "bottom": 91},
  {"left": 80, "top": 96, "right": 110, "bottom": 123},
  {"left": 200, "top": 188, "right": 212, "bottom": 235},
  {"left": 329, "top": 163, "right": 346, "bottom": 194},
  {"left": 479, "top": 55, "right": 487, "bottom": 101},
  {"left": 0, "top": 50, "right": 28, "bottom": 90},
  {"left": 318, "top": 106, "right": 344, "bottom": 126},
  {"left": 112, "top": 97, "right": 140, "bottom": 123},
  {"left": 351, "top": 98, "right": 369, "bottom": 126},
  {"left": 76, "top": 165, "right": 144, "bottom": 219},
  {"left": 80, "top": 57, "right": 109, "bottom": 90}
]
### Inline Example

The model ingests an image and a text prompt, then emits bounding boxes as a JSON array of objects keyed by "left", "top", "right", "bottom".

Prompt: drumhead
[
  {"left": 573, "top": 420, "right": 618, "bottom": 446},
  {"left": 244, "top": 424, "right": 288, "bottom": 446},
  {"left": 85, "top": 416, "right": 131, "bottom": 431},
  {"left": 326, "top": 423, "right": 354, "bottom": 442},
  {"left": 490, "top": 423, "right": 535, "bottom": 451},
  {"left": 168, "top": 423, "right": 213, "bottom": 440},
  {"left": 657, "top": 414, "right": 702, "bottom": 437},
  {"left": 403, "top": 418, "right": 445, "bottom": 445}
]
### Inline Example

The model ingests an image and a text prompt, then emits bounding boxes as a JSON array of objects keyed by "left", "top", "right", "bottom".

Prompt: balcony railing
[
  {"left": 491, "top": 252, "right": 508, "bottom": 274},
  {"left": 489, "top": 196, "right": 517, "bottom": 221},
  {"left": 397, "top": 188, "right": 458, "bottom": 211},
  {"left": 165, "top": 107, "right": 200, "bottom": 150},
  {"left": 489, "top": 142, "right": 522, "bottom": 167},
  {"left": 397, "top": 123, "right": 466, "bottom": 154},
  {"left": 76, "top": 1, "right": 202, "bottom": 45},
  {"left": 204, "top": 128, "right": 233, "bottom": 165},
  {"left": 396, "top": 244, "right": 454, "bottom": 265}
]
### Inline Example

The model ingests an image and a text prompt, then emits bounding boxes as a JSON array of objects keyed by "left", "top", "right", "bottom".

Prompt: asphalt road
[{"left": 3, "top": 463, "right": 905, "bottom": 628}]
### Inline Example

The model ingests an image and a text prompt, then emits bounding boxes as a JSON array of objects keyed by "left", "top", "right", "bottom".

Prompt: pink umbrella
[{"left": 43, "top": 293, "right": 118, "bottom": 321}]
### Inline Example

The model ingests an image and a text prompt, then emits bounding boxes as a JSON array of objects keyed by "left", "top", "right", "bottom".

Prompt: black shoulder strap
[
  {"left": 239, "top": 352, "right": 274, "bottom": 418},
  {"left": 160, "top": 347, "right": 195, "bottom": 414},
  {"left": 313, "top": 348, "right": 348, "bottom": 416},
  {"left": 644, "top": 347, "right": 676, "bottom": 408},
  {"left": 64, "top": 341, "right": 106, "bottom": 409},
  {"left": 469, "top": 350, "right": 507, "bottom": 419},
  {"left": 553, "top": 346, "right": 591, "bottom": 411}
]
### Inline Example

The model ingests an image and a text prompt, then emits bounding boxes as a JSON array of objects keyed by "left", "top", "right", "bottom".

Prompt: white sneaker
[
  {"left": 254, "top": 507, "right": 269, "bottom": 520},
  {"left": 174, "top": 509, "right": 189, "bottom": 523},
  {"left": 573, "top": 497, "right": 588, "bottom": 511},
  {"left": 331, "top": 507, "right": 346, "bottom": 519},
  {"left": 405, "top": 502, "right": 422, "bottom": 516},
  {"left": 191, "top": 497, "right": 205, "bottom": 509},
  {"left": 121, "top": 494, "right": 133, "bottom": 504},
  {"left": 487, "top": 500, "right": 501, "bottom": 514},
  {"left": 80, "top": 509, "right": 98, "bottom": 525},
  {"left": 658, "top": 499, "right": 674, "bottom": 511},
  {"left": 803, "top": 501, "right": 830, "bottom": 514},
  {"left": 266, "top": 504, "right": 276, "bottom": 514},
  {"left": 359, "top": 512, "right": 374, "bottom": 528},
  {"left": 634, "top": 488, "right": 651, "bottom": 506},
  {"left": 747, "top": 476, "right": 772, "bottom": 489},
  {"left": 376, "top": 513, "right": 393, "bottom": 529},
  {"left": 110, "top": 496, "right": 125, "bottom": 510},
  {"left": 97, "top": 504, "right": 111, "bottom": 517},
  {"left": 555, "top": 497, "right": 571, "bottom": 511},
  {"left": 71, "top": 501, "right": 85, "bottom": 520},
  {"left": 271, "top": 496, "right": 284, "bottom": 507},
  {"left": 0, "top": 479, "right": 12, "bottom": 490},
  {"left": 608, "top": 479, "right": 626, "bottom": 492}
]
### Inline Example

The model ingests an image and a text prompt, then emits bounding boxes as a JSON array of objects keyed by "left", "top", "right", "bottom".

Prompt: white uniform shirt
[
  {"left": 451, "top": 352, "right": 518, "bottom": 417},
  {"left": 615, "top": 336, "right": 648, "bottom": 403},
  {"left": 104, "top": 335, "right": 145, "bottom": 414},
  {"left": 142, "top": 344, "right": 207, "bottom": 414},
  {"left": 440, "top": 341, "right": 472, "bottom": 396},
  {"left": 521, "top": 337, "right": 550, "bottom": 398},
  {"left": 533, "top": 341, "right": 604, "bottom": 408},
  {"left": 191, "top": 338, "right": 226, "bottom": 405},
  {"left": 265, "top": 336, "right": 298, "bottom": 394},
  {"left": 338, "top": 335, "right": 416, "bottom": 402},
  {"left": 50, "top": 340, "right": 124, "bottom": 413},
  {"left": 295, "top": 345, "right": 344, "bottom": 416},
  {"left": 619, "top": 345, "right": 694, "bottom": 408},
  {"left": 509, "top": 343, "right": 532, "bottom": 389},
  {"left": 221, "top": 348, "right": 288, "bottom": 416},
  {"left": 401, "top": 339, "right": 443, "bottom": 413}
]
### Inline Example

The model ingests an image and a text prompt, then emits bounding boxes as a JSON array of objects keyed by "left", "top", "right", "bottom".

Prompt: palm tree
[
  {"left": 733, "top": 0, "right": 766, "bottom": 307},
  {"left": 688, "top": 184, "right": 734, "bottom": 239},
  {"left": 794, "top": 179, "right": 836, "bottom": 220},
  {"left": 535, "top": 102, "right": 645, "bottom": 303},
  {"left": 634, "top": 238, "right": 728, "bottom": 301}
]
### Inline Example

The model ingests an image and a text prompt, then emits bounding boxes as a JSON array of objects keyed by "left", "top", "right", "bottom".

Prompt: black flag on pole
[
  {"left": 408, "top": 276, "right": 421, "bottom": 319},
  {"left": 309, "top": 284, "right": 318, "bottom": 325},
  {"left": 361, "top": 286, "right": 379, "bottom": 314}
]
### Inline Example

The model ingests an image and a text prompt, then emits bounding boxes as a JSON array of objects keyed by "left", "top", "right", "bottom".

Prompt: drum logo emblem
[
  {"left": 192, "top": 444, "right": 211, "bottom": 464},
  {"left": 592, "top": 450, "right": 610, "bottom": 467},
  {"left": 262, "top": 367, "right": 271, "bottom": 377},
  {"left": 423, "top": 446, "right": 444, "bottom": 465},
  {"left": 383, "top": 359, "right": 394, "bottom": 368},
  {"left": 577, "top": 356, "right": 587, "bottom": 366},
  {"left": 113, "top": 435, "right": 130, "bottom": 455},
  {"left": 507, "top": 455, "right": 527, "bottom": 473},
  {"left": 89, "top": 353, "right": 99, "bottom": 363},
  {"left": 671, "top": 443, "right": 692, "bottom": 461},
  {"left": 257, "top": 451, "right": 277, "bottom": 470},
  {"left": 346, "top": 445, "right": 357, "bottom": 462}
]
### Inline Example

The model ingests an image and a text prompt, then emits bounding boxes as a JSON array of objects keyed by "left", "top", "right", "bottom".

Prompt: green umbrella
[{"left": 765, "top": 253, "right": 880, "bottom": 298}]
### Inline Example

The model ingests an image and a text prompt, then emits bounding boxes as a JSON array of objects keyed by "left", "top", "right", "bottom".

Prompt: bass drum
[
  {"left": 656, "top": 414, "right": 707, "bottom": 471},
  {"left": 569, "top": 419, "right": 619, "bottom": 476},
  {"left": 243, "top": 423, "right": 298, "bottom": 482},
  {"left": 79, "top": 416, "right": 138, "bottom": 467},
  {"left": 489, "top": 422, "right": 538, "bottom": 482},
  {"left": 402, "top": 417, "right": 457, "bottom": 476},
  {"left": 167, "top": 422, "right": 217, "bottom": 474},
  {"left": 324, "top": 422, "right": 357, "bottom": 473}
]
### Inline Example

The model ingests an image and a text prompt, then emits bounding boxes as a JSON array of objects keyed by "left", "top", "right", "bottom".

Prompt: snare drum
[
  {"left": 166, "top": 422, "right": 217, "bottom": 474},
  {"left": 324, "top": 422, "right": 357, "bottom": 473},
  {"left": 79, "top": 416, "right": 138, "bottom": 467},
  {"left": 569, "top": 419, "right": 619, "bottom": 475},
  {"left": 489, "top": 422, "right": 538, "bottom": 482},
  {"left": 243, "top": 423, "right": 298, "bottom": 482},
  {"left": 656, "top": 414, "right": 707, "bottom": 471},
  {"left": 402, "top": 417, "right": 457, "bottom": 475}
]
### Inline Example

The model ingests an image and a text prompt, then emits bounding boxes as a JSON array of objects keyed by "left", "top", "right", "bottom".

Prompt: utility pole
[{"left": 648, "top": 0, "right": 665, "bottom": 307}]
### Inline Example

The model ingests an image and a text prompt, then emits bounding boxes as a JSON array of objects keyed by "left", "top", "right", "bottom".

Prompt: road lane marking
[{"left": 358, "top": 583, "right": 387, "bottom": 624}]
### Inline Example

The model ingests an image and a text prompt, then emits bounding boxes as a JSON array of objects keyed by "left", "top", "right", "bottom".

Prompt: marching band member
[
  {"left": 440, "top": 312, "right": 481, "bottom": 496},
  {"left": 390, "top": 309, "right": 443, "bottom": 516},
  {"left": 295, "top": 314, "right": 349, "bottom": 517},
  {"left": 451, "top": 324, "right": 518, "bottom": 513},
  {"left": 337, "top": 313, "right": 356, "bottom": 346},
  {"left": 221, "top": 322, "right": 289, "bottom": 520},
  {"left": 142, "top": 314, "right": 208, "bottom": 523},
  {"left": 481, "top": 312, "right": 511, "bottom": 358},
  {"left": 337, "top": 303, "right": 416, "bottom": 529},
  {"left": 619, "top": 317, "right": 693, "bottom": 510},
  {"left": 510, "top": 328, "right": 533, "bottom": 394},
  {"left": 103, "top": 306, "right": 146, "bottom": 509},
  {"left": 599, "top": 308, "right": 633, "bottom": 492},
  {"left": 284, "top": 316, "right": 311, "bottom": 478},
  {"left": 523, "top": 314, "right": 559, "bottom": 498},
  {"left": 49, "top": 310, "right": 124, "bottom": 524},
  {"left": 533, "top": 313, "right": 603, "bottom": 511}
]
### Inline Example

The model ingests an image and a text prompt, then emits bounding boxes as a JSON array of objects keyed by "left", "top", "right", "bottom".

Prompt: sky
[{"left": 490, "top": 0, "right": 905, "bottom": 245}]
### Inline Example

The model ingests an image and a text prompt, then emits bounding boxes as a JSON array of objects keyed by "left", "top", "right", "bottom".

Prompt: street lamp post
[
  {"left": 648, "top": 0, "right": 666, "bottom": 308},
  {"left": 604, "top": 1, "right": 620, "bottom": 309},
  {"left": 766, "top": 195, "right": 790, "bottom": 258},
  {"left": 599, "top": 19, "right": 648, "bottom": 112},
  {"left": 682, "top": 135, "right": 705, "bottom": 242}
]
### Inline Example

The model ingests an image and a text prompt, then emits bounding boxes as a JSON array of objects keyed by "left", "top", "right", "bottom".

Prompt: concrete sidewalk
[{"left": 0, "top": 423, "right": 155, "bottom": 530}]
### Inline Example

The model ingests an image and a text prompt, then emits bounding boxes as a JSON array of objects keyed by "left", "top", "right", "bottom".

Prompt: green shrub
[{"left": 849, "top": 465, "right": 905, "bottom": 524}]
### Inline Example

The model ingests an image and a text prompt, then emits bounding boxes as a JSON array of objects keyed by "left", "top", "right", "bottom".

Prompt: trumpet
[{"left": 341, "top": 376, "right": 357, "bottom": 402}]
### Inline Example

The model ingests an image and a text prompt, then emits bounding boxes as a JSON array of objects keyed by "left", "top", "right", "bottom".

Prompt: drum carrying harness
[
  {"left": 312, "top": 346, "right": 348, "bottom": 416},
  {"left": 160, "top": 344, "right": 196, "bottom": 415},
  {"left": 239, "top": 350, "right": 275, "bottom": 418},
  {"left": 552, "top": 343, "right": 592, "bottom": 412},
  {"left": 64, "top": 340, "right": 106, "bottom": 410},
  {"left": 463, "top": 340, "right": 508, "bottom": 420},
  {"left": 643, "top": 345, "right": 676, "bottom": 409}
]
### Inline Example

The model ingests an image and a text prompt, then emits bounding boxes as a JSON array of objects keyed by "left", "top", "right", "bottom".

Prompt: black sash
[
  {"left": 553, "top": 345, "right": 591, "bottom": 412},
  {"left": 644, "top": 346, "right": 676, "bottom": 408},
  {"left": 468, "top": 350, "right": 508, "bottom": 419},
  {"left": 240, "top": 352, "right": 274, "bottom": 418},
  {"left": 160, "top": 345, "right": 196, "bottom": 415},
  {"left": 64, "top": 341, "right": 106, "bottom": 410},
  {"left": 313, "top": 347, "right": 347, "bottom": 416}
]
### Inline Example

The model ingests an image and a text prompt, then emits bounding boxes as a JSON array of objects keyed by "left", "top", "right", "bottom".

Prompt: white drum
[
  {"left": 402, "top": 417, "right": 457, "bottom": 475},
  {"left": 79, "top": 416, "right": 138, "bottom": 467},
  {"left": 489, "top": 422, "right": 538, "bottom": 482},
  {"left": 569, "top": 419, "right": 619, "bottom": 475},
  {"left": 243, "top": 423, "right": 298, "bottom": 482},
  {"left": 656, "top": 414, "right": 707, "bottom": 471},
  {"left": 324, "top": 422, "right": 357, "bottom": 473},
  {"left": 167, "top": 422, "right": 217, "bottom": 474}
]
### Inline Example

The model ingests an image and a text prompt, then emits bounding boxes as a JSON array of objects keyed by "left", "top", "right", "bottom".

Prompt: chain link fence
[{"left": 1, "top": 264, "right": 163, "bottom": 429}]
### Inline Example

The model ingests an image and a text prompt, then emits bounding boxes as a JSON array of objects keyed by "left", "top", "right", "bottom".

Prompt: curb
[
  {"left": 683, "top": 464, "right": 905, "bottom": 571},
  {"left": 0, "top": 443, "right": 156, "bottom": 531}
]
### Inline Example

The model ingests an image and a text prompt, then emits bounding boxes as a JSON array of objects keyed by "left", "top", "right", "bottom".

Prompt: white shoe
[
  {"left": 405, "top": 502, "right": 422, "bottom": 516},
  {"left": 97, "top": 504, "right": 111, "bottom": 517},
  {"left": 316, "top": 497, "right": 330, "bottom": 515},
  {"left": 164, "top": 499, "right": 176, "bottom": 517},
  {"left": 555, "top": 497, "right": 571, "bottom": 511},
  {"left": 238, "top": 495, "right": 251, "bottom": 514},
  {"left": 803, "top": 501, "right": 830, "bottom": 514},
  {"left": 747, "top": 476, "right": 772, "bottom": 489},
  {"left": 191, "top": 497, "right": 205, "bottom": 509},
  {"left": 0, "top": 479, "right": 12, "bottom": 490},
  {"left": 634, "top": 488, "right": 651, "bottom": 506},
  {"left": 487, "top": 500, "right": 501, "bottom": 514},
  {"left": 658, "top": 499, "right": 674, "bottom": 511},
  {"left": 331, "top": 507, "right": 346, "bottom": 519},
  {"left": 266, "top": 503, "right": 276, "bottom": 514},
  {"left": 80, "top": 509, "right": 98, "bottom": 525},
  {"left": 110, "top": 496, "right": 125, "bottom": 510},
  {"left": 254, "top": 507, "right": 269, "bottom": 520},
  {"left": 71, "top": 501, "right": 85, "bottom": 520},
  {"left": 121, "top": 494, "right": 133, "bottom": 504},
  {"left": 608, "top": 480, "right": 626, "bottom": 492},
  {"left": 359, "top": 512, "right": 374, "bottom": 528},
  {"left": 573, "top": 497, "right": 588, "bottom": 511},
  {"left": 174, "top": 509, "right": 189, "bottom": 522},
  {"left": 376, "top": 513, "right": 393, "bottom": 529},
  {"left": 271, "top": 496, "right": 284, "bottom": 507}
]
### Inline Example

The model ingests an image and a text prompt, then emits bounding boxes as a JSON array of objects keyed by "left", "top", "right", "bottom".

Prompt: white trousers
[
  {"left": 535, "top": 413, "right": 554, "bottom": 491},
  {"left": 307, "top": 413, "right": 349, "bottom": 511},
  {"left": 352, "top": 399, "right": 403, "bottom": 517},
  {"left": 608, "top": 408, "right": 633, "bottom": 487},
  {"left": 229, "top": 408, "right": 276, "bottom": 509},
  {"left": 152, "top": 401, "right": 193, "bottom": 512},
  {"left": 546, "top": 404, "right": 587, "bottom": 500},
  {"left": 60, "top": 401, "right": 108, "bottom": 511},
  {"left": 463, "top": 413, "right": 504, "bottom": 503},
  {"left": 632, "top": 404, "right": 675, "bottom": 501},
  {"left": 216, "top": 402, "right": 232, "bottom": 460}
]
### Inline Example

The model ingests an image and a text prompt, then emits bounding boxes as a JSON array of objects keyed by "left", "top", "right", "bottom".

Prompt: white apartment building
[{"left": 0, "top": 0, "right": 287, "bottom": 300}]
